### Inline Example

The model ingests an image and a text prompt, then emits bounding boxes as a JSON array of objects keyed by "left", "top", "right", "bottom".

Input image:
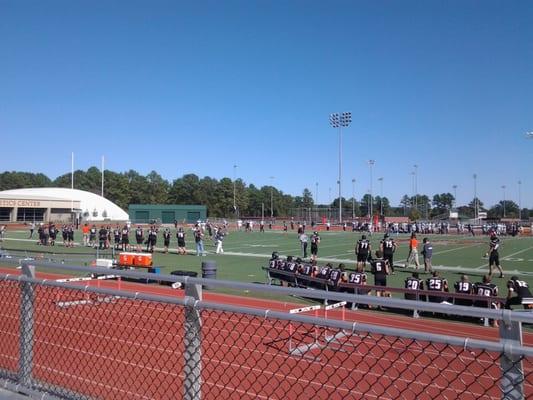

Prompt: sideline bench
[{"left": 263, "top": 266, "right": 507, "bottom": 325}]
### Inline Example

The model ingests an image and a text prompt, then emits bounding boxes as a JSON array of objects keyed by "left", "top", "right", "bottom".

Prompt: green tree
[
  {"left": 168, "top": 174, "right": 200, "bottom": 204},
  {"left": 302, "top": 188, "right": 314, "bottom": 208},
  {"left": 488, "top": 200, "right": 519, "bottom": 219},
  {"left": 145, "top": 171, "right": 169, "bottom": 204},
  {"left": 104, "top": 171, "right": 131, "bottom": 210}
]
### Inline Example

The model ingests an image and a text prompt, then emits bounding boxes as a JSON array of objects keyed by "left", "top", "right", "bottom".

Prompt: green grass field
[{"left": 1, "top": 228, "right": 533, "bottom": 300}]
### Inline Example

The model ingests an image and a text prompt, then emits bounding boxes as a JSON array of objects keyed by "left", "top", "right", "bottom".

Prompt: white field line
[
  {"left": 475, "top": 245, "right": 533, "bottom": 270},
  {"left": 433, "top": 242, "right": 485, "bottom": 256}
]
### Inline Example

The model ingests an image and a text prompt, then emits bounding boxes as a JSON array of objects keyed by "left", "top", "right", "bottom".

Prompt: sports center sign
[{"left": 0, "top": 199, "right": 42, "bottom": 207}]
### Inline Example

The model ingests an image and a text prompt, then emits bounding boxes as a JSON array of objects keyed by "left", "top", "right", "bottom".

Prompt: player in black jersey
[
  {"left": 49, "top": 224, "right": 57, "bottom": 246},
  {"left": 98, "top": 226, "right": 108, "bottom": 250},
  {"left": 310, "top": 232, "right": 321, "bottom": 262},
  {"left": 135, "top": 226, "right": 144, "bottom": 252},
  {"left": 284, "top": 256, "right": 298, "bottom": 273},
  {"left": 176, "top": 227, "right": 187, "bottom": 255},
  {"left": 113, "top": 226, "right": 121, "bottom": 250},
  {"left": 380, "top": 233, "right": 397, "bottom": 274},
  {"left": 355, "top": 235, "right": 371, "bottom": 270},
  {"left": 163, "top": 228, "right": 171, "bottom": 254},
  {"left": 473, "top": 275, "right": 499, "bottom": 308},
  {"left": 61, "top": 225, "right": 68, "bottom": 246},
  {"left": 454, "top": 274, "right": 474, "bottom": 306},
  {"left": 268, "top": 252, "right": 279, "bottom": 269},
  {"left": 370, "top": 250, "right": 389, "bottom": 297},
  {"left": 485, "top": 232, "right": 504, "bottom": 278},
  {"left": 64, "top": 225, "right": 72, "bottom": 247},
  {"left": 121, "top": 225, "right": 130, "bottom": 251},
  {"left": 316, "top": 263, "right": 332, "bottom": 280},
  {"left": 405, "top": 272, "right": 425, "bottom": 301},
  {"left": 426, "top": 271, "right": 449, "bottom": 303},
  {"left": 345, "top": 265, "right": 370, "bottom": 310},
  {"left": 328, "top": 263, "right": 346, "bottom": 290},
  {"left": 474, "top": 275, "right": 500, "bottom": 327},
  {"left": 505, "top": 276, "right": 533, "bottom": 310}
]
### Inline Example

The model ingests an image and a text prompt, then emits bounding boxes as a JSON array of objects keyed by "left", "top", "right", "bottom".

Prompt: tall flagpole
[
  {"left": 71, "top": 152, "right": 74, "bottom": 211},
  {"left": 101, "top": 155, "right": 105, "bottom": 197}
]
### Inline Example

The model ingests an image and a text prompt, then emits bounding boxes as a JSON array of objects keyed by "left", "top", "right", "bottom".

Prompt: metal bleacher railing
[{"left": 0, "top": 258, "right": 532, "bottom": 399}]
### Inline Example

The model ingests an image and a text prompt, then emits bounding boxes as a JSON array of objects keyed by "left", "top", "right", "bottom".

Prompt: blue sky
[{"left": 1, "top": 0, "right": 532, "bottom": 208}]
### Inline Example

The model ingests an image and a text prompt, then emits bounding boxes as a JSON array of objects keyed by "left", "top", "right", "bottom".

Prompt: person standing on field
[
  {"left": 406, "top": 233, "right": 420, "bottom": 269},
  {"left": 310, "top": 231, "right": 320, "bottom": 262},
  {"left": 485, "top": 231, "right": 504, "bottom": 278},
  {"left": 299, "top": 231, "right": 309, "bottom": 259},
  {"left": 215, "top": 227, "right": 226, "bottom": 254},
  {"left": 421, "top": 237, "right": 433, "bottom": 273},
  {"left": 176, "top": 227, "right": 187, "bottom": 255}
]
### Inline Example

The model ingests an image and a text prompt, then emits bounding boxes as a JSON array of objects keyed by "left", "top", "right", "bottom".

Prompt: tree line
[{"left": 0, "top": 170, "right": 529, "bottom": 220}]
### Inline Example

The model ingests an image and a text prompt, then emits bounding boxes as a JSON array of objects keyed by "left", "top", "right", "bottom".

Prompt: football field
[{"left": 1, "top": 227, "right": 532, "bottom": 298}]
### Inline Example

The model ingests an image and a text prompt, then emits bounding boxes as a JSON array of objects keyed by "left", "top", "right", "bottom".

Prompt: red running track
[{"left": 0, "top": 267, "right": 531, "bottom": 399}]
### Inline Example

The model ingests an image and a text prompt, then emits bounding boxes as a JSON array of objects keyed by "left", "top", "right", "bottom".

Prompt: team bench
[{"left": 263, "top": 266, "right": 508, "bottom": 325}]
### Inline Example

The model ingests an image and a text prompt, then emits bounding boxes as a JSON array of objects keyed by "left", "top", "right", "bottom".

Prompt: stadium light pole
[
  {"left": 328, "top": 187, "right": 332, "bottom": 220},
  {"left": 70, "top": 152, "right": 74, "bottom": 213},
  {"left": 233, "top": 164, "right": 238, "bottom": 213},
  {"left": 378, "top": 177, "right": 384, "bottom": 216},
  {"left": 518, "top": 180, "right": 522, "bottom": 220},
  {"left": 368, "top": 160, "right": 375, "bottom": 219},
  {"left": 269, "top": 176, "right": 275, "bottom": 219},
  {"left": 413, "top": 164, "right": 418, "bottom": 210},
  {"left": 329, "top": 112, "right": 351, "bottom": 224},
  {"left": 101, "top": 155, "right": 105, "bottom": 197},
  {"left": 502, "top": 185, "right": 506, "bottom": 218},
  {"left": 452, "top": 185, "right": 458, "bottom": 209},
  {"left": 473, "top": 173, "right": 478, "bottom": 220},
  {"left": 351, "top": 178, "right": 356, "bottom": 219}
]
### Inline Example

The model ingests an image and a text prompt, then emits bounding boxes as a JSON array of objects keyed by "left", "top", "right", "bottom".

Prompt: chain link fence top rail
[{"left": 0, "top": 262, "right": 532, "bottom": 399}]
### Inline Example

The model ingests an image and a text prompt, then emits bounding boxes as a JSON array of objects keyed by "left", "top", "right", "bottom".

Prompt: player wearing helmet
[
  {"left": 310, "top": 231, "right": 320, "bottom": 262},
  {"left": 355, "top": 234, "right": 371, "bottom": 270},
  {"left": 485, "top": 232, "right": 504, "bottom": 278},
  {"left": 380, "top": 233, "right": 397, "bottom": 274}
]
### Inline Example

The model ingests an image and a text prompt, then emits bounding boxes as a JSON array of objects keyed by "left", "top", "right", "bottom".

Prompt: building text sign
[{"left": 0, "top": 199, "right": 41, "bottom": 207}]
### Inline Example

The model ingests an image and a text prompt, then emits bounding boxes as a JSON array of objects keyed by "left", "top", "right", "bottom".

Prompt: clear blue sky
[{"left": 1, "top": 0, "right": 532, "bottom": 208}]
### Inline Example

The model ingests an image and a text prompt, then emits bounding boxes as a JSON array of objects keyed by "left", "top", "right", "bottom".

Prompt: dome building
[{"left": 0, "top": 188, "right": 129, "bottom": 223}]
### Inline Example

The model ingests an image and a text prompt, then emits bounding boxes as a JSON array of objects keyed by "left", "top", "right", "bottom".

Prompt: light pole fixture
[
  {"left": 368, "top": 160, "right": 375, "bottom": 219},
  {"left": 473, "top": 173, "right": 478, "bottom": 220},
  {"left": 378, "top": 177, "right": 384, "bottom": 216},
  {"left": 502, "top": 185, "right": 506, "bottom": 218},
  {"left": 269, "top": 176, "right": 275, "bottom": 219},
  {"left": 329, "top": 112, "right": 351, "bottom": 223},
  {"left": 315, "top": 182, "right": 319, "bottom": 206},
  {"left": 351, "top": 178, "right": 356, "bottom": 219},
  {"left": 518, "top": 180, "right": 522, "bottom": 220}
]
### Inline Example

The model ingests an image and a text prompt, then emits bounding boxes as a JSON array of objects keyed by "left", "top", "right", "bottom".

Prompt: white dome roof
[{"left": 0, "top": 188, "right": 129, "bottom": 222}]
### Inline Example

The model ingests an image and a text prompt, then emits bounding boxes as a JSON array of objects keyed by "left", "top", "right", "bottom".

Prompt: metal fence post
[
  {"left": 499, "top": 318, "right": 524, "bottom": 400},
  {"left": 183, "top": 283, "right": 202, "bottom": 400},
  {"left": 19, "top": 263, "right": 35, "bottom": 388}
]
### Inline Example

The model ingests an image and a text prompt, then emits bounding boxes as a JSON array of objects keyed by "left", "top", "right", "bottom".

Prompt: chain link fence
[{"left": 0, "top": 262, "right": 532, "bottom": 399}]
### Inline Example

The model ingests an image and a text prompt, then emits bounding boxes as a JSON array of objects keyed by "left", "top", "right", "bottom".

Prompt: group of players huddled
[
  {"left": 80, "top": 223, "right": 188, "bottom": 254},
  {"left": 32, "top": 223, "right": 76, "bottom": 247}
]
